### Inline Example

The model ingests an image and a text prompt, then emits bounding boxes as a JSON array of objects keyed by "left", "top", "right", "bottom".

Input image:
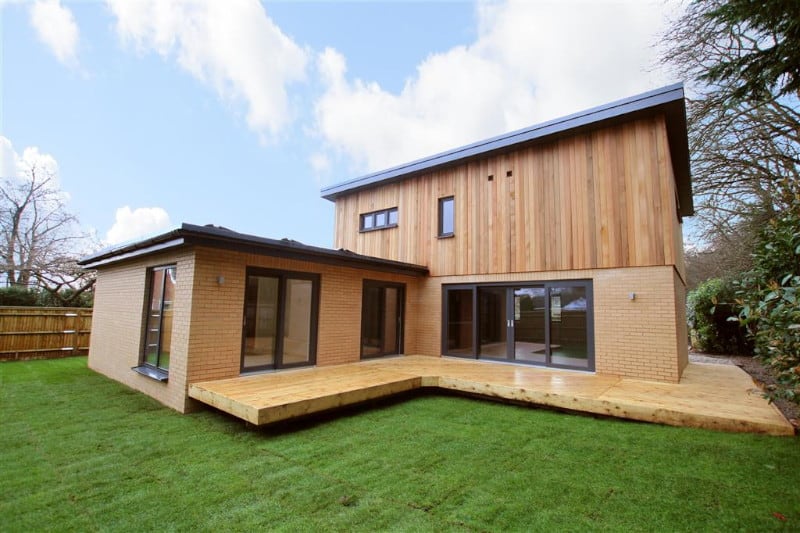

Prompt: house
[{"left": 79, "top": 83, "right": 691, "bottom": 414}]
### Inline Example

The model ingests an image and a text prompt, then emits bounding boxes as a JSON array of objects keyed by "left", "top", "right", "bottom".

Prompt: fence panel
[{"left": 0, "top": 307, "right": 92, "bottom": 361}]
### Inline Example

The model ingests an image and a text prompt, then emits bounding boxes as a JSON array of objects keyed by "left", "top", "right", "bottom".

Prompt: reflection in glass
[
  {"left": 282, "top": 279, "right": 313, "bottom": 365},
  {"left": 243, "top": 276, "right": 278, "bottom": 369},
  {"left": 478, "top": 287, "right": 507, "bottom": 358},
  {"left": 513, "top": 287, "right": 546, "bottom": 364},
  {"left": 446, "top": 289, "right": 473, "bottom": 355},
  {"left": 550, "top": 286, "right": 588, "bottom": 368}
]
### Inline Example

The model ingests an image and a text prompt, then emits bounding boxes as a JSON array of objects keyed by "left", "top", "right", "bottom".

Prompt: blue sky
[{"left": 1, "top": 0, "right": 681, "bottom": 250}]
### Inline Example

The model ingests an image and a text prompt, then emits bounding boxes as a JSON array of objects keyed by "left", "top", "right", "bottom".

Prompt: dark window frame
[
  {"left": 360, "top": 207, "right": 399, "bottom": 232},
  {"left": 240, "top": 267, "right": 320, "bottom": 373},
  {"left": 134, "top": 264, "right": 176, "bottom": 381},
  {"left": 360, "top": 279, "right": 405, "bottom": 359},
  {"left": 438, "top": 196, "right": 455, "bottom": 238},
  {"left": 441, "top": 280, "right": 594, "bottom": 372}
]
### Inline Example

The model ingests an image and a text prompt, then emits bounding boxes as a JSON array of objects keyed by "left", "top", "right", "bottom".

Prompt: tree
[
  {"left": 661, "top": 0, "right": 800, "bottom": 247},
  {"left": 0, "top": 160, "right": 95, "bottom": 306},
  {"left": 701, "top": 0, "right": 800, "bottom": 102}
]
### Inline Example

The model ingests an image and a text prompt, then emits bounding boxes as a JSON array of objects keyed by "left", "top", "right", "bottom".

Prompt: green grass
[{"left": 1, "top": 358, "right": 798, "bottom": 532}]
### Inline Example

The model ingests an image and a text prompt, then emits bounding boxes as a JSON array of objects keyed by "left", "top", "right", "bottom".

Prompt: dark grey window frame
[
  {"left": 360, "top": 207, "right": 399, "bottom": 232},
  {"left": 133, "top": 264, "right": 176, "bottom": 382},
  {"left": 360, "top": 279, "right": 405, "bottom": 359},
  {"left": 441, "top": 280, "right": 594, "bottom": 372},
  {"left": 240, "top": 267, "right": 320, "bottom": 373},
  {"left": 438, "top": 196, "right": 454, "bottom": 238}
]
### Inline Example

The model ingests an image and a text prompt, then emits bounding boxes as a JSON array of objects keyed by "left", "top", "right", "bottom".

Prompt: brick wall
[
  {"left": 88, "top": 250, "right": 196, "bottom": 412},
  {"left": 184, "top": 247, "right": 421, "bottom": 387},
  {"left": 89, "top": 246, "right": 686, "bottom": 414},
  {"left": 413, "top": 264, "right": 687, "bottom": 383}
]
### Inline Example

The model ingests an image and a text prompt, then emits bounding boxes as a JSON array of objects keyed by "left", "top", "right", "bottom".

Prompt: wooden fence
[{"left": 0, "top": 307, "right": 92, "bottom": 361}]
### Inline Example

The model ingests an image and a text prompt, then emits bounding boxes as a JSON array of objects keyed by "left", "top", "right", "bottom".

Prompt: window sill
[
  {"left": 437, "top": 233, "right": 455, "bottom": 239},
  {"left": 132, "top": 365, "right": 169, "bottom": 382},
  {"left": 359, "top": 224, "right": 398, "bottom": 233}
]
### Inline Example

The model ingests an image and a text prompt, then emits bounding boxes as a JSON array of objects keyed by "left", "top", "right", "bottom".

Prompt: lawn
[{"left": 1, "top": 358, "right": 798, "bottom": 532}]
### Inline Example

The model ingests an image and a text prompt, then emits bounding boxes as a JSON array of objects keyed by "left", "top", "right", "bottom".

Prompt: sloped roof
[
  {"left": 78, "top": 223, "right": 429, "bottom": 275},
  {"left": 321, "top": 83, "right": 693, "bottom": 216}
]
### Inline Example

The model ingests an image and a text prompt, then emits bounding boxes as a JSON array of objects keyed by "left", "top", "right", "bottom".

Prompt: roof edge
[
  {"left": 321, "top": 82, "right": 687, "bottom": 202},
  {"left": 78, "top": 223, "right": 429, "bottom": 275}
]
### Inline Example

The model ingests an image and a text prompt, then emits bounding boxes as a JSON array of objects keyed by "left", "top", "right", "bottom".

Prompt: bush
[
  {"left": 0, "top": 286, "right": 41, "bottom": 306},
  {"left": 688, "top": 278, "right": 751, "bottom": 354},
  {"left": 737, "top": 197, "right": 800, "bottom": 404},
  {"left": 0, "top": 286, "right": 93, "bottom": 308}
]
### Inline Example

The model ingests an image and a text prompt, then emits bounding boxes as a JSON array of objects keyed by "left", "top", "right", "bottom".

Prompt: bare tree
[
  {"left": 0, "top": 161, "right": 95, "bottom": 304},
  {"left": 660, "top": 0, "right": 800, "bottom": 248}
]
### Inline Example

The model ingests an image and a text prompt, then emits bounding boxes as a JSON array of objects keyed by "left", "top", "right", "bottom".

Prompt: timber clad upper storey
[{"left": 323, "top": 83, "right": 690, "bottom": 279}]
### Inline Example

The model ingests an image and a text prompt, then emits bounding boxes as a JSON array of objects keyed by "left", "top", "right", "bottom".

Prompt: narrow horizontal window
[{"left": 360, "top": 207, "right": 398, "bottom": 232}]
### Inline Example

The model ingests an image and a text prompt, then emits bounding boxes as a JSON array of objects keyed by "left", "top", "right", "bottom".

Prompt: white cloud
[
  {"left": 313, "top": 0, "right": 681, "bottom": 174},
  {"left": 105, "top": 206, "right": 172, "bottom": 245},
  {"left": 106, "top": 0, "right": 308, "bottom": 139},
  {"left": 29, "top": 0, "right": 80, "bottom": 67},
  {"left": 0, "top": 136, "right": 61, "bottom": 189}
]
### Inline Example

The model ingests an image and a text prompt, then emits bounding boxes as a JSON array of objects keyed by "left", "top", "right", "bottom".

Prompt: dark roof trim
[
  {"left": 78, "top": 223, "right": 429, "bottom": 276},
  {"left": 321, "top": 83, "right": 693, "bottom": 216}
]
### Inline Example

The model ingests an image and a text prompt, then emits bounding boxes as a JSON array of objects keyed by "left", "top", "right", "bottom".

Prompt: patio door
[
  {"left": 361, "top": 280, "right": 404, "bottom": 358},
  {"left": 478, "top": 286, "right": 546, "bottom": 363},
  {"left": 444, "top": 281, "right": 593, "bottom": 371},
  {"left": 241, "top": 268, "right": 319, "bottom": 372}
]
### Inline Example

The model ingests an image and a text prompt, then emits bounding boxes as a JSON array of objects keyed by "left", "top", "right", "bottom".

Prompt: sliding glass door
[
  {"left": 361, "top": 280, "right": 404, "bottom": 358},
  {"left": 242, "top": 268, "right": 319, "bottom": 372},
  {"left": 443, "top": 281, "right": 593, "bottom": 371}
]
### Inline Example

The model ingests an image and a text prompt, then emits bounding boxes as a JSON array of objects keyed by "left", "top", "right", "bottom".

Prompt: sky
[{"left": 0, "top": 0, "right": 684, "bottom": 251}]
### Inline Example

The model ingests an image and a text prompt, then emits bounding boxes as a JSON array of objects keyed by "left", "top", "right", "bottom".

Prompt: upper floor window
[
  {"left": 360, "top": 207, "right": 398, "bottom": 232},
  {"left": 438, "top": 196, "right": 454, "bottom": 238}
]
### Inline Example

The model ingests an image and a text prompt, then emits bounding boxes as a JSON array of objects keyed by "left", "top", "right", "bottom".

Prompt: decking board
[{"left": 188, "top": 356, "right": 794, "bottom": 435}]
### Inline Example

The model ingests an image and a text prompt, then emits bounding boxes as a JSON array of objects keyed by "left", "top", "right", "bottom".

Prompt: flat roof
[
  {"left": 78, "top": 223, "right": 429, "bottom": 276},
  {"left": 321, "top": 83, "right": 693, "bottom": 216}
]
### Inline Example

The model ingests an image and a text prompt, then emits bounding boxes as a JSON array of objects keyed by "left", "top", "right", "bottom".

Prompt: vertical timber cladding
[{"left": 333, "top": 115, "right": 684, "bottom": 277}]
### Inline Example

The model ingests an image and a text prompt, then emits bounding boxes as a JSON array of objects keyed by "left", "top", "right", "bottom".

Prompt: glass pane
[
  {"left": 361, "top": 286, "right": 382, "bottom": 357},
  {"left": 479, "top": 287, "right": 507, "bottom": 358},
  {"left": 513, "top": 287, "right": 546, "bottom": 364},
  {"left": 550, "top": 286, "right": 589, "bottom": 368},
  {"left": 143, "top": 269, "right": 164, "bottom": 367},
  {"left": 440, "top": 197, "right": 454, "bottom": 235},
  {"left": 446, "top": 289, "right": 473, "bottom": 355},
  {"left": 388, "top": 209, "right": 398, "bottom": 225},
  {"left": 362, "top": 214, "right": 373, "bottom": 230},
  {"left": 282, "top": 279, "right": 313, "bottom": 365},
  {"left": 243, "top": 276, "right": 278, "bottom": 369},
  {"left": 375, "top": 212, "right": 387, "bottom": 227},
  {"left": 382, "top": 287, "right": 399, "bottom": 353},
  {"left": 158, "top": 267, "right": 176, "bottom": 370}
]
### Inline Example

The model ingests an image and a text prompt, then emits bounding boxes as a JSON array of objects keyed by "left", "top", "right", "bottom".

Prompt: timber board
[{"left": 188, "top": 356, "right": 794, "bottom": 435}]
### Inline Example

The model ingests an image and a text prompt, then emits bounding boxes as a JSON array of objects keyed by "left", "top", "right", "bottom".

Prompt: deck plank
[{"left": 188, "top": 356, "right": 794, "bottom": 435}]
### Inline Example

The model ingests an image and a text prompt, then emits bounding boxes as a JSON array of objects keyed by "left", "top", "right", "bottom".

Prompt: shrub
[
  {"left": 0, "top": 286, "right": 41, "bottom": 306},
  {"left": 688, "top": 278, "right": 751, "bottom": 354},
  {"left": 0, "top": 286, "right": 93, "bottom": 308},
  {"left": 737, "top": 198, "right": 800, "bottom": 404}
]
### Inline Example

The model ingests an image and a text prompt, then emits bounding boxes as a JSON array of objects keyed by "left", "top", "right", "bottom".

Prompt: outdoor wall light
[
  {"left": 216, "top": 275, "right": 225, "bottom": 286},
  {"left": 629, "top": 292, "right": 636, "bottom": 301}
]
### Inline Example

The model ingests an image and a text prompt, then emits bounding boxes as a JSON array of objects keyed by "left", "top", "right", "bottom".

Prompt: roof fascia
[{"left": 320, "top": 83, "right": 687, "bottom": 202}]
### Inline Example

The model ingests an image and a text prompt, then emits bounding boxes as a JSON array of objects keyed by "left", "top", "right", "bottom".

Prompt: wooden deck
[{"left": 188, "top": 356, "right": 795, "bottom": 435}]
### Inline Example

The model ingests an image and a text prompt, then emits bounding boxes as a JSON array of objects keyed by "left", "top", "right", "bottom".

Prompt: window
[
  {"left": 438, "top": 196, "right": 454, "bottom": 237},
  {"left": 441, "top": 281, "right": 593, "bottom": 371},
  {"left": 241, "top": 268, "right": 320, "bottom": 372},
  {"left": 360, "top": 207, "right": 398, "bottom": 232},
  {"left": 136, "top": 265, "right": 176, "bottom": 381},
  {"left": 361, "top": 280, "right": 404, "bottom": 358}
]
